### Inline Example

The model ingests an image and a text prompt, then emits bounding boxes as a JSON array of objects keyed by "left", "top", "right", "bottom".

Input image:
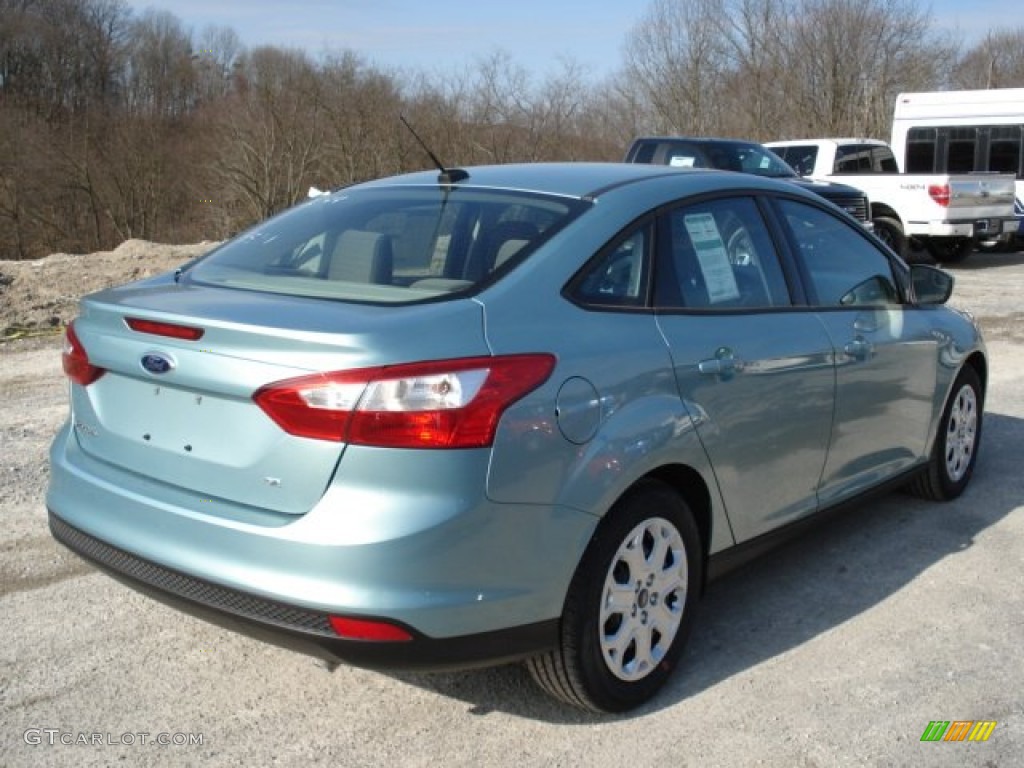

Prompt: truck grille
[{"left": 832, "top": 194, "right": 869, "bottom": 222}]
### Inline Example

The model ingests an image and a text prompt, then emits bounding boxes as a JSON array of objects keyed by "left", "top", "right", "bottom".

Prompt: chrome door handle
[
  {"left": 698, "top": 348, "right": 743, "bottom": 379},
  {"left": 698, "top": 358, "right": 734, "bottom": 375},
  {"left": 844, "top": 337, "right": 874, "bottom": 361}
]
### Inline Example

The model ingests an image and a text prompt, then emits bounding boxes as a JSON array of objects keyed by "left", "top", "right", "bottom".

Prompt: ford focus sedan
[{"left": 48, "top": 163, "right": 985, "bottom": 713}]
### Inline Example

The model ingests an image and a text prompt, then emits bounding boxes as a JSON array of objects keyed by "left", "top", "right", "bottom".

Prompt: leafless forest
[{"left": 1, "top": 0, "right": 1023, "bottom": 261}]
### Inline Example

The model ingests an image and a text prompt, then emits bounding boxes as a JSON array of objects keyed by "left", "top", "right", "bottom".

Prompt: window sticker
[
  {"left": 669, "top": 155, "right": 696, "bottom": 167},
  {"left": 683, "top": 213, "right": 740, "bottom": 303}
]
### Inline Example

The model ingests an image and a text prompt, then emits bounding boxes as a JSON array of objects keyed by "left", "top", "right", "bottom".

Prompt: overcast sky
[{"left": 120, "top": 0, "right": 1005, "bottom": 80}]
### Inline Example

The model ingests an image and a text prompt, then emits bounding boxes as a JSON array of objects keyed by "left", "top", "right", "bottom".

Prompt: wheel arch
[
  {"left": 643, "top": 464, "right": 715, "bottom": 594},
  {"left": 870, "top": 202, "right": 902, "bottom": 223},
  {"left": 965, "top": 351, "right": 988, "bottom": 403}
]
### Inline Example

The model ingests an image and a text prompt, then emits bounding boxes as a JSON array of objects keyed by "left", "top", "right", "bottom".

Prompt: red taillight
[
  {"left": 928, "top": 184, "right": 951, "bottom": 207},
  {"left": 62, "top": 323, "right": 105, "bottom": 386},
  {"left": 253, "top": 354, "right": 556, "bottom": 448},
  {"left": 125, "top": 317, "right": 205, "bottom": 341},
  {"left": 329, "top": 616, "right": 413, "bottom": 642}
]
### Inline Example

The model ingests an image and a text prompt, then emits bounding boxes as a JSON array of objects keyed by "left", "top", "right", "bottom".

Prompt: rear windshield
[{"left": 187, "top": 186, "right": 586, "bottom": 303}]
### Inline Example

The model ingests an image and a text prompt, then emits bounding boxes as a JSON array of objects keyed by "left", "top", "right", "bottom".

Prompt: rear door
[{"left": 654, "top": 196, "right": 836, "bottom": 541}]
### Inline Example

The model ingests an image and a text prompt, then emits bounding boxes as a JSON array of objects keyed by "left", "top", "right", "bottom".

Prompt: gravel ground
[{"left": 0, "top": 245, "right": 1021, "bottom": 767}]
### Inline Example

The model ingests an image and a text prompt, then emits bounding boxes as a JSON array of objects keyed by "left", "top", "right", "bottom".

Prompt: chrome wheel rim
[
  {"left": 599, "top": 517, "right": 687, "bottom": 682},
  {"left": 945, "top": 384, "right": 978, "bottom": 483}
]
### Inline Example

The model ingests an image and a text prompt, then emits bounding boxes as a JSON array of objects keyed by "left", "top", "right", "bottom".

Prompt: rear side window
[
  {"left": 775, "top": 145, "right": 818, "bottom": 175},
  {"left": 873, "top": 146, "right": 900, "bottom": 172},
  {"left": 188, "top": 188, "right": 584, "bottom": 303},
  {"left": 835, "top": 146, "right": 873, "bottom": 173},
  {"left": 834, "top": 144, "right": 899, "bottom": 173},
  {"left": 906, "top": 128, "right": 937, "bottom": 173},
  {"left": 989, "top": 125, "right": 1022, "bottom": 176},
  {"left": 570, "top": 225, "right": 653, "bottom": 307},
  {"left": 947, "top": 127, "right": 978, "bottom": 173}
]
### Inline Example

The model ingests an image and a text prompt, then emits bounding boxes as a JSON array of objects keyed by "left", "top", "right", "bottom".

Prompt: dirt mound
[{"left": 0, "top": 240, "right": 217, "bottom": 339}]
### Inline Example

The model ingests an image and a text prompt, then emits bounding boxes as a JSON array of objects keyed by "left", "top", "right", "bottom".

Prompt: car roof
[{"left": 350, "top": 162, "right": 724, "bottom": 200}]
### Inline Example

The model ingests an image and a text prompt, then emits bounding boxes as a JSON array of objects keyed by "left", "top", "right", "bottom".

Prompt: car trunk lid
[{"left": 68, "top": 276, "right": 488, "bottom": 515}]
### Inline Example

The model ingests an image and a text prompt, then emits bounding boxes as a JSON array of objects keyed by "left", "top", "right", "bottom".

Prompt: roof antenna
[{"left": 400, "top": 114, "right": 469, "bottom": 185}]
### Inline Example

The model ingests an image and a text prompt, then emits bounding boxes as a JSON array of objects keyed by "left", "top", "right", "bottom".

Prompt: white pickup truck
[{"left": 765, "top": 138, "right": 1017, "bottom": 263}]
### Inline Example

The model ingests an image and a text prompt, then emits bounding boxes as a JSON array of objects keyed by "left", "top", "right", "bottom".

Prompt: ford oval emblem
[{"left": 141, "top": 352, "right": 175, "bottom": 375}]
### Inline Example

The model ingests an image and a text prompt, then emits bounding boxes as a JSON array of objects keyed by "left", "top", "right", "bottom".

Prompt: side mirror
[{"left": 910, "top": 264, "right": 954, "bottom": 305}]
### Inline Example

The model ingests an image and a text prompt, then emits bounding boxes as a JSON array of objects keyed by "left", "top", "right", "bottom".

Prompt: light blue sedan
[{"left": 48, "top": 163, "right": 985, "bottom": 712}]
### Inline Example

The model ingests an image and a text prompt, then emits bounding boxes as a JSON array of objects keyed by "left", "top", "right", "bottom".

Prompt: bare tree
[
  {"left": 623, "top": 0, "right": 728, "bottom": 134},
  {"left": 779, "top": 0, "right": 934, "bottom": 137},
  {"left": 464, "top": 50, "right": 538, "bottom": 163},
  {"left": 716, "top": 0, "right": 789, "bottom": 138},
  {"left": 210, "top": 47, "right": 326, "bottom": 223},
  {"left": 952, "top": 29, "right": 1024, "bottom": 89},
  {"left": 194, "top": 25, "right": 243, "bottom": 104},
  {"left": 123, "top": 10, "right": 197, "bottom": 117},
  {"left": 318, "top": 52, "right": 406, "bottom": 184},
  {"left": 581, "top": 71, "right": 656, "bottom": 155},
  {"left": 3, "top": 0, "right": 1016, "bottom": 264}
]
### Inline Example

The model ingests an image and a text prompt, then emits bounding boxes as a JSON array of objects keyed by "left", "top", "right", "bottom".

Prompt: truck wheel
[
  {"left": 872, "top": 217, "right": 907, "bottom": 259},
  {"left": 924, "top": 237, "right": 974, "bottom": 264}
]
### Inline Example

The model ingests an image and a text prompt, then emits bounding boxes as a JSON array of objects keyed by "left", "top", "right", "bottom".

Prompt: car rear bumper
[
  {"left": 47, "top": 422, "right": 597, "bottom": 667},
  {"left": 49, "top": 512, "right": 558, "bottom": 670},
  {"left": 905, "top": 218, "right": 1018, "bottom": 238}
]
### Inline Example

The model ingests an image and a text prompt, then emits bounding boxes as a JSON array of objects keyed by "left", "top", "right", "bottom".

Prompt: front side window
[
  {"left": 659, "top": 197, "right": 791, "bottom": 310},
  {"left": 778, "top": 199, "right": 900, "bottom": 308},
  {"left": 187, "top": 187, "right": 585, "bottom": 303}
]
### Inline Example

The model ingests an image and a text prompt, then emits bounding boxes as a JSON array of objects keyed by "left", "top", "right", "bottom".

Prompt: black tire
[
  {"left": 527, "top": 479, "right": 702, "bottom": 713},
  {"left": 924, "top": 237, "right": 974, "bottom": 264},
  {"left": 873, "top": 217, "right": 908, "bottom": 259},
  {"left": 909, "top": 366, "right": 983, "bottom": 501}
]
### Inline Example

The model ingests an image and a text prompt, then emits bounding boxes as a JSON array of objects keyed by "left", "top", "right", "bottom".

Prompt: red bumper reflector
[{"left": 329, "top": 616, "right": 413, "bottom": 642}]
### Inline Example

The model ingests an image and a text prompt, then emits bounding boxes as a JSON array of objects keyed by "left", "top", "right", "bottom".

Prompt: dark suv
[{"left": 625, "top": 137, "right": 871, "bottom": 226}]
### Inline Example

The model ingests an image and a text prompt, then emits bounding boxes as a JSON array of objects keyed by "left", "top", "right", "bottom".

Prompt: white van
[{"left": 891, "top": 88, "right": 1024, "bottom": 248}]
